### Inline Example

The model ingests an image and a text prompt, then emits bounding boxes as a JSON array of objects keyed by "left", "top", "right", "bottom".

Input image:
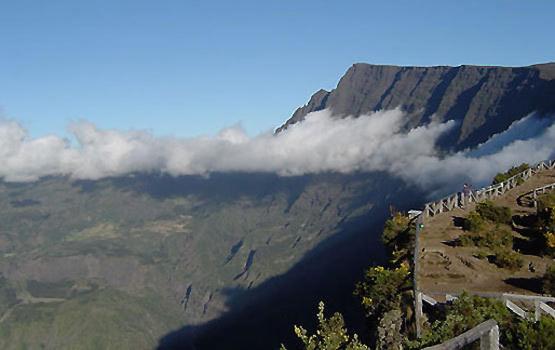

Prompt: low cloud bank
[{"left": 1, "top": 109, "right": 554, "bottom": 197}]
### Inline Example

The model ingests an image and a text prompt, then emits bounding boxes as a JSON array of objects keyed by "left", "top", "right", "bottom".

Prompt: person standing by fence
[{"left": 461, "top": 183, "right": 471, "bottom": 208}]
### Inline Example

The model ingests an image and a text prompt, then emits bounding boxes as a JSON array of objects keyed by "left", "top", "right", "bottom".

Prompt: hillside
[
  {"left": 278, "top": 63, "right": 555, "bottom": 149},
  {"left": 419, "top": 166, "right": 555, "bottom": 295},
  {"left": 0, "top": 172, "right": 424, "bottom": 349},
  {"left": 276, "top": 162, "right": 555, "bottom": 350}
]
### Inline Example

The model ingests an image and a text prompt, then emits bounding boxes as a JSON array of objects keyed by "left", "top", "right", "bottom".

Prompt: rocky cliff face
[{"left": 278, "top": 63, "right": 555, "bottom": 149}]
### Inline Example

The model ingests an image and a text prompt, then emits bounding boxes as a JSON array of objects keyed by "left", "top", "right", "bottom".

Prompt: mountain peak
[{"left": 278, "top": 62, "right": 555, "bottom": 149}]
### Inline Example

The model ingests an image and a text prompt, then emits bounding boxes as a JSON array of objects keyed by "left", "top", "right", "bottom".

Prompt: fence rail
[
  {"left": 422, "top": 319, "right": 499, "bottom": 350},
  {"left": 530, "top": 182, "right": 555, "bottom": 207},
  {"left": 423, "top": 160, "right": 555, "bottom": 217},
  {"left": 419, "top": 291, "right": 555, "bottom": 322}
]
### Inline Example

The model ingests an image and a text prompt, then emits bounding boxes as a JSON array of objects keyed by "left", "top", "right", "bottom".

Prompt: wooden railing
[
  {"left": 423, "top": 160, "right": 555, "bottom": 217},
  {"left": 531, "top": 182, "right": 555, "bottom": 207},
  {"left": 417, "top": 292, "right": 555, "bottom": 349},
  {"left": 422, "top": 319, "right": 499, "bottom": 350},
  {"left": 419, "top": 291, "right": 555, "bottom": 322}
]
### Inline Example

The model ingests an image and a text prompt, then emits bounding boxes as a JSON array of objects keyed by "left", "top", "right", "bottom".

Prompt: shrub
[
  {"left": 483, "top": 226, "right": 513, "bottom": 249},
  {"left": 493, "top": 248, "right": 523, "bottom": 270},
  {"left": 538, "top": 204, "right": 555, "bottom": 233},
  {"left": 459, "top": 233, "right": 476, "bottom": 246},
  {"left": 538, "top": 192, "right": 555, "bottom": 211},
  {"left": 354, "top": 264, "right": 410, "bottom": 318},
  {"left": 460, "top": 226, "right": 513, "bottom": 250},
  {"left": 473, "top": 250, "right": 489, "bottom": 260},
  {"left": 476, "top": 201, "right": 512, "bottom": 225},
  {"left": 280, "top": 301, "right": 369, "bottom": 350},
  {"left": 408, "top": 293, "right": 511, "bottom": 349},
  {"left": 376, "top": 310, "right": 403, "bottom": 350},
  {"left": 492, "top": 163, "right": 530, "bottom": 185},
  {"left": 462, "top": 211, "right": 484, "bottom": 232},
  {"left": 505, "top": 316, "right": 555, "bottom": 350},
  {"left": 544, "top": 231, "right": 555, "bottom": 249},
  {"left": 382, "top": 213, "right": 411, "bottom": 246},
  {"left": 543, "top": 265, "right": 555, "bottom": 295}
]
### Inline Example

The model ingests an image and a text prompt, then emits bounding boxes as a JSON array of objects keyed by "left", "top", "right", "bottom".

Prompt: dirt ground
[{"left": 418, "top": 169, "right": 555, "bottom": 296}]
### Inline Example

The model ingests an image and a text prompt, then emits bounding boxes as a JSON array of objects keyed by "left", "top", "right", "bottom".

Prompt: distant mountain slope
[
  {"left": 277, "top": 63, "right": 555, "bottom": 149},
  {"left": 0, "top": 173, "right": 423, "bottom": 349}
]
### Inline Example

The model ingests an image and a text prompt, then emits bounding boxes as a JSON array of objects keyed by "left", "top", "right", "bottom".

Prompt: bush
[
  {"left": 476, "top": 201, "right": 512, "bottom": 225},
  {"left": 492, "top": 163, "right": 530, "bottom": 185},
  {"left": 493, "top": 248, "right": 523, "bottom": 270},
  {"left": 354, "top": 264, "right": 410, "bottom": 318},
  {"left": 280, "top": 301, "right": 369, "bottom": 350},
  {"left": 505, "top": 316, "right": 555, "bottom": 350},
  {"left": 459, "top": 233, "right": 476, "bottom": 247},
  {"left": 462, "top": 211, "right": 485, "bottom": 232},
  {"left": 543, "top": 265, "right": 555, "bottom": 295},
  {"left": 460, "top": 226, "right": 513, "bottom": 250},
  {"left": 408, "top": 293, "right": 511, "bottom": 349},
  {"left": 473, "top": 250, "right": 489, "bottom": 260},
  {"left": 538, "top": 204, "right": 555, "bottom": 233},
  {"left": 483, "top": 226, "right": 513, "bottom": 249},
  {"left": 382, "top": 213, "right": 411, "bottom": 246},
  {"left": 538, "top": 192, "right": 555, "bottom": 211}
]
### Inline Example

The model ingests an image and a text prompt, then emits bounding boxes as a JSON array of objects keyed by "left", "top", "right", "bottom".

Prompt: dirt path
[{"left": 418, "top": 169, "right": 555, "bottom": 295}]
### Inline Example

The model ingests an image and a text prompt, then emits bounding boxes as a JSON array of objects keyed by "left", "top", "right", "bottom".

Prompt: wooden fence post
[{"left": 480, "top": 324, "right": 499, "bottom": 350}]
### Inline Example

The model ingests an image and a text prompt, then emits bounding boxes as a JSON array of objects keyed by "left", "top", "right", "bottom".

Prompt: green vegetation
[
  {"left": 526, "top": 192, "right": 555, "bottom": 256},
  {"left": 492, "top": 163, "right": 529, "bottom": 185},
  {"left": 410, "top": 292, "right": 555, "bottom": 350},
  {"left": 381, "top": 213, "right": 415, "bottom": 266},
  {"left": 492, "top": 248, "right": 523, "bottom": 270},
  {"left": 543, "top": 265, "right": 555, "bottom": 295},
  {"left": 382, "top": 212, "right": 411, "bottom": 246},
  {"left": 459, "top": 201, "right": 520, "bottom": 270},
  {"left": 462, "top": 211, "right": 485, "bottom": 232},
  {"left": 506, "top": 316, "right": 555, "bottom": 350},
  {"left": 354, "top": 264, "right": 410, "bottom": 319},
  {"left": 460, "top": 225, "right": 513, "bottom": 250},
  {"left": 0, "top": 288, "right": 183, "bottom": 350},
  {"left": 476, "top": 201, "right": 512, "bottom": 225},
  {"left": 538, "top": 192, "right": 555, "bottom": 210},
  {"left": 409, "top": 292, "right": 511, "bottom": 348},
  {"left": 280, "top": 302, "right": 368, "bottom": 350}
]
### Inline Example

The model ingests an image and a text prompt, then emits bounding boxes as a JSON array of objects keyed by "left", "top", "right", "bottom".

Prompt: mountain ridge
[{"left": 277, "top": 62, "right": 555, "bottom": 149}]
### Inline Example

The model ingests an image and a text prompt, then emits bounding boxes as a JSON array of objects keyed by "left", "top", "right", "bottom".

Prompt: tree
[
  {"left": 505, "top": 316, "right": 555, "bottom": 350},
  {"left": 280, "top": 301, "right": 369, "bottom": 350},
  {"left": 354, "top": 263, "right": 411, "bottom": 319},
  {"left": 492, "top": 163, "right": 529, "bottom": 185}
]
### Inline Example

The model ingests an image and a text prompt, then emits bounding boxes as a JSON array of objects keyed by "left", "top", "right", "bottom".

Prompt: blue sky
[{"left": 0, "top": 1, "right": 553, "bottom": 138}]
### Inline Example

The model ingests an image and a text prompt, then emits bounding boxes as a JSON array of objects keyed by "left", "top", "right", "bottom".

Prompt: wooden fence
[
  {"left": 416, "top": 292, "right": 555, "bottom": 349},
  {"left": 423, "top": 160, "right": 555, "bottom": 217},
  {"left": 418, "top": 291, "right": 555, "bottom": 322},
  {"left": 531, "top": 182, "right": 555, "bottom": 207},
  {"left": 422, "top": 319, "right": 499, "bottom": 350}
]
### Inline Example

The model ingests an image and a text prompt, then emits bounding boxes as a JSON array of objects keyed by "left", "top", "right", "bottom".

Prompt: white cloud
[{"left": 0, "top": 109, "right": 553, "bottom": 198}]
